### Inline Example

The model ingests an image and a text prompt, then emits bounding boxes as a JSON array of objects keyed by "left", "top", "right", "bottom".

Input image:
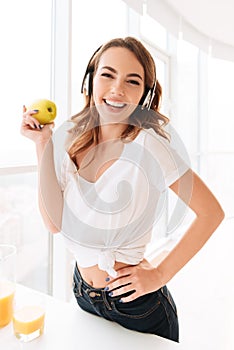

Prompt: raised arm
[{"left": 21, "top": 106, "right": 63, "bottom": 233}]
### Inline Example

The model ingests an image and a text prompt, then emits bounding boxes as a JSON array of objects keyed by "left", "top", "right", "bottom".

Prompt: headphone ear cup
[
  {"left": 81, "top": 72, "right": 93, "bottom": 97},
  {"left": 141, "top": 82, "right": 156, "bottom": 110},
  {"left": 80, "top": 45, "right": 103, "bottom": 97},
  {"left": 82, "top": 73, "right": 90, "bottom": 96},
  {"left": 141, "top": 89, "right": 152, "bottom": 110}
]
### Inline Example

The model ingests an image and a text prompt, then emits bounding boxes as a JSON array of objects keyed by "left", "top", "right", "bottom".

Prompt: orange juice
[
  {"left": 13, "top": 305, "right": 45, "bottom": 340},
  {"left": 0, "top": 281, "right": 15, "bottom": 327}
]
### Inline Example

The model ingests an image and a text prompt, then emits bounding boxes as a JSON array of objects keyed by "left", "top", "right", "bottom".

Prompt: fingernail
[
  {"left": 108, "top": 292, "right": 113, "bottom": 297},
  {"left": 33, "top": 123, "right": 37, "bottom": 129},
  {"left": 39, "top": 125, "right": 42, "bottom": 129},
  {"left": 33, "top": 109, "right": 39, "bottom": 112},
  {"left": 118, "top": 299, "right": 123, "bottom": 303},
  {"left": 104, "top": 286, "right": 109, "bottom": 291},
  {"left": 105, "top": 277, "right": 110, "bottom": 282}
]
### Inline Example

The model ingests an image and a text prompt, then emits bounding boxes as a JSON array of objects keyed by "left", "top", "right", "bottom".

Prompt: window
[
  {"left": 0, "top": 171, "right": 49, "bottom": 292},
  {"left": 204, "top": 57, "right": 234, "bottom": 218},
  {"left": 140, "top": 11, "right": 167, "bottom": 51},
  {"left": 0, "top": 0, "right": 53, "bottom": 294},
  {"left": 175, "top": 38, "right": 199, "bottom": 164},
  {"left": 128, "top": 7, "right": 230, "bottom": 248},
  {"left": 0, "top": 0, "right": 52, "bottom": 167},
  {"left": 71, "top": 0, "right": 127, "bottom": 114}
]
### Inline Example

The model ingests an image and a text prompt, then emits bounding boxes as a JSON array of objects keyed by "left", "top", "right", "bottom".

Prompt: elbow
[
  {"left": 217, "top": 205, "right": 225, "bottom": 224},
  {"left": 49, "top": 228, "right": 60, "bottom": 234},
  {"left": 206, "top": 203, "right": 225, "bottom": 228},
  {"left": 195, "top": 202, "right": 225, "bottom": 229},
  {"left": 213, "top": 207, "right": 225, "bottom": 233},
  {"left": 46, "top": 224, "right": 61, "bottom": 234},
  {"left": 43, "top": 220, "right": 62, "bottom": 234},
  {"left": 214, "top": 200, "right": 225, "bottom": 224}
]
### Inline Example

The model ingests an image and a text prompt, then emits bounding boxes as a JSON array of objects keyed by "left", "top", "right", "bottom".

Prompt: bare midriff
[{"left": 77, "top": 261, "right": 131, "bottom": 288}]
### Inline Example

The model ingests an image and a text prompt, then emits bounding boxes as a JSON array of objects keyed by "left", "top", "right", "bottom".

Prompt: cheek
[
  {"left": 92, "top": 81, "right": 101, "bottom": 104},
  {"left": 134, "top": 89, "right": 144, "bottom": 105},
  {"left": 131, "top": 83, "right": 144, "bottom": 102},
  {"left": 92, "top": 78, "right": 105, "bottom": 102}
]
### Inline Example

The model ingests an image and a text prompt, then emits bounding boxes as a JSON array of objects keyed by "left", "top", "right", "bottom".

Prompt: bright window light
[{"left": 0, "top": 0, "right": 52, "bottom": 167}]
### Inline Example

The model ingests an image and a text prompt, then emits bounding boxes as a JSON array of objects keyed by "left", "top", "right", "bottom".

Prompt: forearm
[
  {"left": 36, "top": 139, "right": 63, "bottom": 233},
  {"left": 156, "top": 211, "right": 224, "bottom": 285}
]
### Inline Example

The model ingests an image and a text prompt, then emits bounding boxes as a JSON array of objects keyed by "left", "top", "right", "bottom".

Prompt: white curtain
[{"left": 123, "top": 0, "right": 234, "bottom": 61}]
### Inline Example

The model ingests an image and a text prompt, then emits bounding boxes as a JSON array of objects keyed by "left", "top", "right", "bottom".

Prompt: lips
[{"left": 104, "top": 99, "right": 126, "bottom": 108}]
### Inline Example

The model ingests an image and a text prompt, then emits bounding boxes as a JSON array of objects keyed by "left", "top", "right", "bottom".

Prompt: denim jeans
[{"left": 73, "top": 264, "right": 179, "bottom": 342}]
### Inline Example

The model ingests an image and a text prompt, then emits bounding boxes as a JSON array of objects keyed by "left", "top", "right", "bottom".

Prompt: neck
[{"left": 98, "top": 123, "right": 127, "bottom": 142}]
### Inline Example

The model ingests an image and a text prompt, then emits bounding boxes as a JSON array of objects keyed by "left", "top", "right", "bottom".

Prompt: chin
[{"left": 96, "top": 104, "right": 134, "bottom": 125}]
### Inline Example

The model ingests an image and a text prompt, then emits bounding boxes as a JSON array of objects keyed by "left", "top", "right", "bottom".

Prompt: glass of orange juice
[
  {"left": 0, "top": 244, "right": 16, "bottom": 328},
  {"left": 13, "top": 294, "right": 46, "bottom": 342}
]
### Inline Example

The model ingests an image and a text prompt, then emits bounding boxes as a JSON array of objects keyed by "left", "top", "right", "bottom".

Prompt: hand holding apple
[{"left": 26, "top": 99, "right": 57, "bottom": 125}]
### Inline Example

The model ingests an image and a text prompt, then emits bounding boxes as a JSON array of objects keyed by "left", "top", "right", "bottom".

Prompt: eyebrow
[{"left": 101, "top": 66, "right": 143, "bottom": 81}]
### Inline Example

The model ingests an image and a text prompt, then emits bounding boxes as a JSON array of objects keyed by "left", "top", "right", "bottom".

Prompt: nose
[{"left": 110, "top": 78, "right": 124, "bottom": 96}]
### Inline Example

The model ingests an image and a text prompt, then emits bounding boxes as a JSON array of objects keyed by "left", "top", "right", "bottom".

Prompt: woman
[{"left": 21, "top": 37, "right": 224, "bottom": 342}]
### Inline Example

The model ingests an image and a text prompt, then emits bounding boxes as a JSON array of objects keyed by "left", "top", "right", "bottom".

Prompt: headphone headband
[{"left": 81, "top": 45, "right": 102, "bottom": 94}]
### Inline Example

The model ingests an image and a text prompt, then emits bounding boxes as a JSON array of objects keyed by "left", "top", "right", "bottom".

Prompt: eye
[
  {"left": 127, "top": 79, "right": 140, "bottom": 86},
  {"left": 101, "top": 73, "right": 113, "bottom": 79}
]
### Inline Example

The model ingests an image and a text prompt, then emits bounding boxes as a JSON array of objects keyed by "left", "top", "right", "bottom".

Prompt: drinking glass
[
  {"left": 0, "top": 244, "right": 16, "bottom": 327},
  {"left": 13, "top": 292, "right": 46, "bottom": 342}
]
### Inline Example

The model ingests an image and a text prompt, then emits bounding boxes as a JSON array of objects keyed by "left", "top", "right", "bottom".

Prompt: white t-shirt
[{"left": 54, "top": 125, "right": 190, "bottom": 277}]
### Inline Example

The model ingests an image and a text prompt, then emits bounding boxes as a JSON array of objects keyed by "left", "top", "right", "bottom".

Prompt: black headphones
[
  {"left": 80, "top": 46, "right": 102, "bottom": 97},
  {"left": 140, "top": 82, "right": 156, "bottom": 110},
  {"left": 81, "top": 46, "right": 156, "bottom": 111}
]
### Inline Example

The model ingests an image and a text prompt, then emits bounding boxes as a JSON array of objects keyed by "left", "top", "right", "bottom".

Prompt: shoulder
[
  {"left": 143, "top": 126, "right": 190, "bottom": 164},
  {"left": 142, "top": 126, "right": 191, "bottom": 187},
  {"left": 140, "top": 128, "right": 170, "bottom": 154}
]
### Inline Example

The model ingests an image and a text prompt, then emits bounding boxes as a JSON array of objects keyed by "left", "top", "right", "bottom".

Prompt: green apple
[{"left": 27, "top": 99, "right": 57, "bottom": 125}]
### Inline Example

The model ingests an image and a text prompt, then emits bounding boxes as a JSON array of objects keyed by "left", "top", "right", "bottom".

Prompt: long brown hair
[{"left": 67, "top": 37, "right": 170, "bottom": 163}]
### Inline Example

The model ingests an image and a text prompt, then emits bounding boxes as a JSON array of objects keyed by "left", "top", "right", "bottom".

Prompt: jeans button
[{"left": 89, "top": 291, "right": 96, "bottom": 298}]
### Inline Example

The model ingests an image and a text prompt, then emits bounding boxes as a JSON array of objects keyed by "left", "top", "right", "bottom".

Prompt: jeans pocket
[
  {"left": 160, "top": 286, "right": 177, "bottom": 315},
  {"left": 111, "top": 292, "right": 161, "bottom": 319}
]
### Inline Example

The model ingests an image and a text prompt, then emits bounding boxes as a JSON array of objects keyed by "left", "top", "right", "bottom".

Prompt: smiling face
[{"left": 92, "top": 47, "right": 145, "bottom": 124}]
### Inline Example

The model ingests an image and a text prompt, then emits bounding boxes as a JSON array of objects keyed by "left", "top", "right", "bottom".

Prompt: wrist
[
  {"left": 35, "top": 137, "right": 52, "bottom": 148},
  {"left": 153, "top": 265, "right": 169, "bottom": 288},
  {"left": 35, "top": 138, "right": 53, "bottom": 162}
]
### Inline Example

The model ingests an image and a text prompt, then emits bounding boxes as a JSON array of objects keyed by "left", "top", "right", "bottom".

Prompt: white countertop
[{"left": 0, "top": 284, "right": 182, "bottom": 350}]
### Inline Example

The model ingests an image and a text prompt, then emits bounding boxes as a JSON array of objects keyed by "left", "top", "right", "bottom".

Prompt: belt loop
[
  {"left": 73, "top": 270, "right": 83, "bottom": 297},
  {"left": 74, "top": 264, "right": 83, "bottom": 297},
  {"left": 78, "top": 280, "right": 83, "bottom": 297},
  {"left": 73, "top": 280, "right": 83, "bottom": 298}
]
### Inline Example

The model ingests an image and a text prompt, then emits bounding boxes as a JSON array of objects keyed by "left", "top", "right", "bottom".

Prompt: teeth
[{"left": 105, "top": 100, "right": 125, "bottom": 108}]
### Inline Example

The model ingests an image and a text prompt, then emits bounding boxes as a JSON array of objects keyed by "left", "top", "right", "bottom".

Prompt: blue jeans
[{"left": 73, "top": 264, "right": 179, "bottom": 342}]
